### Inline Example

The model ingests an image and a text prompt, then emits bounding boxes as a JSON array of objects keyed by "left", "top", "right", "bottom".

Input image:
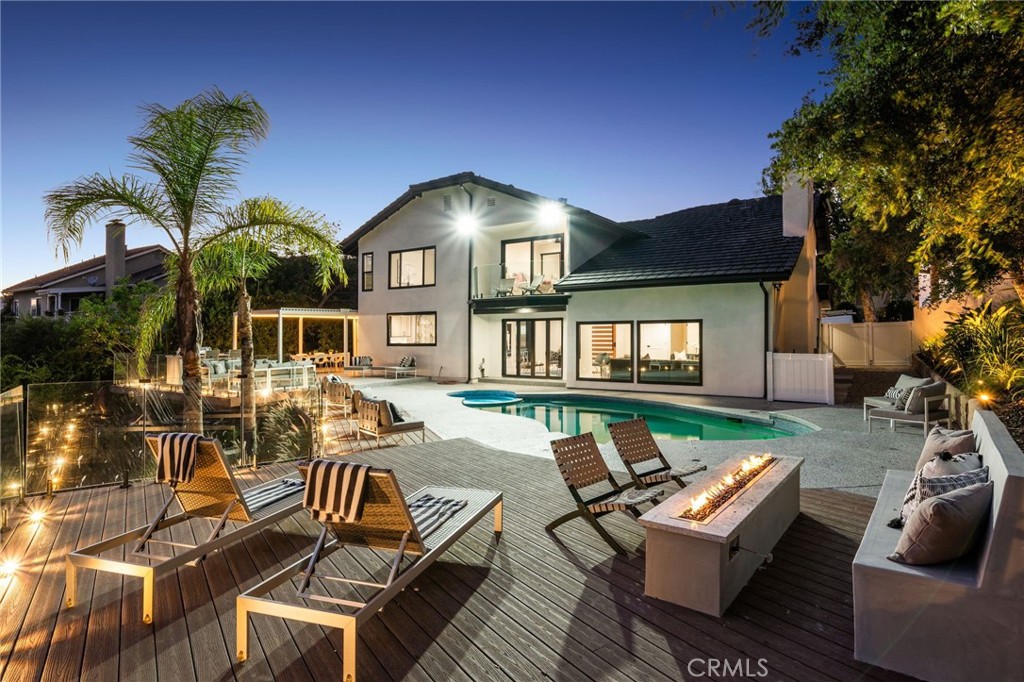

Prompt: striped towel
[
  {"left": 304, "top": 460, "right": 372, "bottom": 523},
  {"left": 155, "top": 433, "right": 204, "bottom": 485},
  {"left": 245, "top": 478, "right": 304, "bottom": 512},
  {"left": 409, "top": 494, "right": 467, "bottom": 539}
]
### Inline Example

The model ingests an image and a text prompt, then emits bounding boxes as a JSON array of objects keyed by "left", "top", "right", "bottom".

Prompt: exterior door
[{"left": 503, "top": 319, "right": 562, "bottom": 378}]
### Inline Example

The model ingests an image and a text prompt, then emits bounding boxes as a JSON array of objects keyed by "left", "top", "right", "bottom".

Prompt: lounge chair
[
  {"left": 491, "top": 278, "right": 514, "bottom": 297},
  {"left": 867, "top": 381, "right": 952, "bottom": 436},
  {"left": 523, "top": 274, "right": 544, "bottom": 294},
  {"left": 236, "top": 461, "right": 502, "bottom": 682},
  {"left": 358, "top": 399, "right": 426, "bottom": 447},
  {"left": 547, "top": 433, "right": 664, "bottom": 555},
  {"left": 66, "top": 435, "right": 305, "bottom": 624},
  {"left": 862, "top": 374, "right": 933, "bottom": 420},
  {"left": 608, "top": 417, "right": 706, "bottom": 489}
]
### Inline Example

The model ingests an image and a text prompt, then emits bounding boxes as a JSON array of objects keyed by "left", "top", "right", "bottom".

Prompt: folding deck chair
[
  {"left": 608, "top": 417, "right": 706, "bottom": 490},
  {"left": 547, "top": 432, "right": 664, "bottom": 556},
  {"left": 66, "top": 435, "right": 305, "bottom": 624},
  {"left": 236, "top": 462, "right": 502, "bottom": 682}
]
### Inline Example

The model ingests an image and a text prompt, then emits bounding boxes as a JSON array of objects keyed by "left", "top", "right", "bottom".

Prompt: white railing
[
  {"left": 767, "top": 352, "right": 835, "bottom": 404},
  {"left": 821, "top": 321, "right": 914, "bottom": 367}
]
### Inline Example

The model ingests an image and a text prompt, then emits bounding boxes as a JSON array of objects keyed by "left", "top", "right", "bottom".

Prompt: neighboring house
[
  {"left": 341, "top": 172, "right": 824, "bottom": 398},
  {"left": 2, "top": 220, "right": 169, "bottom": 317}
]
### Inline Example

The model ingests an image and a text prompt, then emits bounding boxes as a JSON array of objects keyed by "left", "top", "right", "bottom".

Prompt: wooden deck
[{"left": 0, "top": 434, "right": 911, "bottom": 682}]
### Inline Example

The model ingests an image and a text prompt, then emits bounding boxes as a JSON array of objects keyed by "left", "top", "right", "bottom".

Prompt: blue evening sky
[{"left": 1, "top": 1, "right": 828, "bottom": 288}]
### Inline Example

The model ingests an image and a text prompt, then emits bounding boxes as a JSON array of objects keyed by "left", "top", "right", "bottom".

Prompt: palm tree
[
  {"left": 44, "top": 88, "right": 334, "bottom": 431},
  {"left": 138, "top": 205, "right": 345, "bottom": 436}
]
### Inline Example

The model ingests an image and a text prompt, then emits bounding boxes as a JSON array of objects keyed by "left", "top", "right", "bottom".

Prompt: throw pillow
[
  {"left": 884, "top": 386, "right": 905, "bottom": 400},
  {"left": 888, "top": 481, "right": 994, "bottom": 565},
  {"left": 389, "top": 402, "right": 404, "bottom": 424},
  {"left": 904, "top": 382, "right": 946, "bottom": 414},
  {"left": 377, "top": 400, "right": 393, "bottom": 427},
  {"left": 895, "top": 388, "right": 912, "bottom": 411},
  {"left": 899, "top": 458, "right": 987, "bottom": 524},
  {"left": 408, "top": 356, "right": 416, "bottom": 367},
  {"left": 920, "top": 466, "right": 989, "bottom": 501},
  {"left": 915, "top": 426, "right": 977, "bottom": 472}
]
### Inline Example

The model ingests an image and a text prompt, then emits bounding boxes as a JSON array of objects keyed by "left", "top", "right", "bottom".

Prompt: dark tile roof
[
  {"left": 340, "top": 171, "right": 640, "bottom": 252},
  {"left": 3, "top": 245, "right": 169, "bottom": 293},
  {"left": 556, "top": 195, "right": 805, "bottom": 290}
]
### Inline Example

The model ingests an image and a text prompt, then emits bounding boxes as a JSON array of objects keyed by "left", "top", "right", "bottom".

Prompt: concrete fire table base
[{"left": 639, "top": 454, "right": 803, "bottom": 617}]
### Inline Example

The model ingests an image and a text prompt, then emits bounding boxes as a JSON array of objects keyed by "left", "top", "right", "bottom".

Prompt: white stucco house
[{"left": 341, "top": 172, "right": 824, "bottom": 398}]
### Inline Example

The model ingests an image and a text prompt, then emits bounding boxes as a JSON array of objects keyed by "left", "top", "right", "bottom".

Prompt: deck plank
[{"left": 0, "top": 434, "right": 914, "bottom": 682}]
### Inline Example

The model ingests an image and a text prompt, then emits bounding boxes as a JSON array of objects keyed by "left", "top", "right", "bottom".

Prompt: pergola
[{"left": 234, "top": 307, "right": 358, "bottom": 362}]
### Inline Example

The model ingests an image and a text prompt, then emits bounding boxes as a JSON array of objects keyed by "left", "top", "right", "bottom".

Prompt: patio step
[{"left": 834, "top": 370, "right": 854, "bottom": 404}]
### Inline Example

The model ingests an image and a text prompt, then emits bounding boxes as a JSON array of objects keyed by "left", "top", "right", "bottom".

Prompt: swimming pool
[
  {"left": 470, "top": 394, "right": 814, "bottom": 443},
  {"left": 448, "top": 389, "right": 523, "bottom": 407}
]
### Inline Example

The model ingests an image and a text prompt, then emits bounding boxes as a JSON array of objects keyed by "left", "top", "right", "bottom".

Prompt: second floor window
[
  {"left": 389, "top": 247, "right": 436, "bottom": 288},
  {"left": 362, "top": 252, "right": 374, "bottom": 291}
]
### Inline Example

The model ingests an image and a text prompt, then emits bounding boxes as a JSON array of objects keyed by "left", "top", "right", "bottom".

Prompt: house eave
[{"left": 555, "top": 271, "right": 795, "bottom": 292}]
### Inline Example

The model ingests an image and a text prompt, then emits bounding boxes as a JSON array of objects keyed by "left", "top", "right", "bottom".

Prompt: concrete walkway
[{"left": 352, "top": 379, "right": 926, "bottom": 498}]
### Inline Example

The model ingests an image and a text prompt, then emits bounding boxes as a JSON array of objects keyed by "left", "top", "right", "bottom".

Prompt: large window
[
  {"left": 387, "top": 312, "right": 436, "bottom": 346},
  {"left": 389, "top": 247, "right": 436, "bottom": 288},
  {"left": 362, "top": 252, "right": 374, "bottom": 291},
  {"left": 501, "top": 235, "right": 563, "bottom": 292},
  {"left": 577, "top": 322, "right": 633, "bottom": 382},
  {"left": 503, "top": 319, "right": 563, "bottom": 379},
  {"left": 638, "top": 320, "right": 702, "bottom": 385}
]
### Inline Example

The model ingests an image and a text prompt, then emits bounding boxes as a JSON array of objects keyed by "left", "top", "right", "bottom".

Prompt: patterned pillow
[
  {"left": 896, "top": 454, "right": 984, "bottom": 526},
  {"left": 894, "top": 387, "right": 912, "bottom": 411},
  {"left": 884, "top": 386, "right": 905, "bottom": 400},
  {"left": 920, "top": 466, "right": 989, "bottom": 501}
]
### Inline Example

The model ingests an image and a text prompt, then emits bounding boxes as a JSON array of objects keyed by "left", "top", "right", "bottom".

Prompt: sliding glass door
[{"left": 503, "top": 319, "right": 563, "bottom": 378}]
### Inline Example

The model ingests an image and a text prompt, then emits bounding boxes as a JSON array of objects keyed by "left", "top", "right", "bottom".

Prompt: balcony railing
[{"left": 472, "top": 262, "right": 563, "bottom": 299}]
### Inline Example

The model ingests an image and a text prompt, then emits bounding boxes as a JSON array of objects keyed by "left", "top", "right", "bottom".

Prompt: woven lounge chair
[
  {"left": 547, "top": 433, "right": 664, "bottom": 555},
  {"left": 608, "top": 417, "right": 706, "bottom": 489},
  {"left": 66, "top": 435, "right": 305, "bottom": 624},
  {"left": 492, "top": 278, "right": 514, "bottom": 297},
  {"left": 236, "top": 463, "right": 502, "bottom": 682},
  {"left": 358, "top": 399, "right": 426, "bottom": 447}
]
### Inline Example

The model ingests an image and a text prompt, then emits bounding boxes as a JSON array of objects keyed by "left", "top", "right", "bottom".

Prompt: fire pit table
[{"left": 638, "top": 454, "right": 803, "bottom": 617}]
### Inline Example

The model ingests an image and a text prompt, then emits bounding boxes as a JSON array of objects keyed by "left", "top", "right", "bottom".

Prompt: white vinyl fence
[
  {"left": 821, "top": 321, "right": 914, "bottom": 368},
  {"left": 767, "top": 352, "right": 835, "bottom": 405}
]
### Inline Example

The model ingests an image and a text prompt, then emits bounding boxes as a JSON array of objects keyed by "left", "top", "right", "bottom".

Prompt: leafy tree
[
  {"left": 756, "top": 1, "right": 1024, "bottom": 302},
  {"left": 44, "top": 88, "right": 334, "bottom": 431},
  {"left": 73, "top": 279, "right": 163, "bottom": 358}
]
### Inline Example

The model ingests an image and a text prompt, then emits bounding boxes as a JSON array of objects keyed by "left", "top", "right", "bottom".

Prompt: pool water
[
  {"left": 448, "top": 389, "right": 522, "bottom": 407},
  {"left": 477, "top": 395, "right": 812, "bottom": 443}
]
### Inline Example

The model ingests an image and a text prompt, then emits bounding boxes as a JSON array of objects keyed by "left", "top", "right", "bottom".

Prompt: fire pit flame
[{"left": 679, "top": 454, "right": 775, "bottom": 522}]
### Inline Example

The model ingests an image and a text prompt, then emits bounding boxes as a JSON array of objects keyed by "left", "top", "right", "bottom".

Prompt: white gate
[
  {"left": 821, "top": 321, "right": 914, "bottom": 368},
  {"left": 767, "top": 352, "right": 835, "bottom": 404}
]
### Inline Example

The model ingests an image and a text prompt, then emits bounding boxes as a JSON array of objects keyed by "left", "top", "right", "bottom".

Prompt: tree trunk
[
  {"left": 176, "top": 258, "right": 204, "bottom": 433},
  {"left": 860, "top": 289, "right": 878, "bottom": 323},
  {"left": 238, "top": 280, "right": 256, "bottom": 435}
]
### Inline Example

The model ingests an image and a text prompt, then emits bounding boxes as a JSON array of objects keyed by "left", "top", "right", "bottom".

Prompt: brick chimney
[
  {"left": 782, "top": 172, "right": 813, "bottom": 238},
  {"left": 105, "top": 219, "right": 126, "bottom": 296}
]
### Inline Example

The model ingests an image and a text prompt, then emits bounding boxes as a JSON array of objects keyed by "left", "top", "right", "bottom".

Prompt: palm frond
[
  {"left": 43, "top": 174, "right": 175, "bottom": 260},
  {"left": 136, "top": 286, "right": 176, "bottom": 372},
  {"left": 128, "top": 87, "right": 269, "bottom": 235}
]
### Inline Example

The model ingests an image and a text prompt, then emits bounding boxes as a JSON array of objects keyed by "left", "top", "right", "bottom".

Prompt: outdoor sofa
[
  {"left": 867, "top": 380, "right": 951, "bottom": 436},
  {"left": 853, "top": 410, "right": 1024, "bottom": 682},
  {"left": 862, "top": 373, "right": 933, "bottom": 420}
]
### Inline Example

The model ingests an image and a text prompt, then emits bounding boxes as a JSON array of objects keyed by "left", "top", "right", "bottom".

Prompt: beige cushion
[
  {"left": 901, "top": 453, "right": 985, "bottom": 522},
  {"left": 377, "top": 400, "right": 394, "bottom": 427},
  {"left": 894, "top": 374, "right": 932, "bottom": 391},
  {"left": 889, "top": 481, "right": 993, "bottom": 565},
  {"left": 921, "top": 452, "right": 983, "bottom": 478},
  {"left": 904, "top": 381, "right": 946, "bottom": 414},
  {"left": 915, "top": 426, "right": 977, "bottom": 472}
]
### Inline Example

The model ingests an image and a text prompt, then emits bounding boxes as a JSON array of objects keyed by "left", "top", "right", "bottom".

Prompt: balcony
[{"left": 470, "top": 263, "right": 570, "bottom": 314}]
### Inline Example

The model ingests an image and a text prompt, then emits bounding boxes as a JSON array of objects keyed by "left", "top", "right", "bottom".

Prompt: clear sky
[{"left": 1, "top": 1, "right": 829, "bottom": 288}]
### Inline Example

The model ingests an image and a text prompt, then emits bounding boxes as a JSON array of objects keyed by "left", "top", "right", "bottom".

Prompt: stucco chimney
[
  {"left": 105, "top": 219, "right": 126, "bottom": 295},
  {"left": 782, "top": 173, "right": 813, "bottom": 238}
]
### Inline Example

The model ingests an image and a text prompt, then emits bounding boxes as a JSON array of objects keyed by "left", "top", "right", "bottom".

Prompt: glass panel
[
  {"left": 577, "top": 323, "right": 632, "bottom": 381},
  {"left": 534, "top": 238, "right": 562, "bottom": 280},
  {"left": 388, "top": 313, "right": 436, "bottom": 345},
  {"left": 549, "top": 320, "right": 563, "bottom": 378},
  {"left": 504, "top": 322, "right": 517, "bottom": 376},
  {"left": 533, "top": 322, "right": 547, "bottom": 378},
  {"left": 423, "top": 248, "right": 435, "bottom": 286},
  {"left": 362, "top": 253, "right": 373, "bottom": 291},
  {"left": 638, "top": 321, "right": 701, "bottom": 385},
  {"left": 390, "top": 253, "right": 401, "bottom": 288}
]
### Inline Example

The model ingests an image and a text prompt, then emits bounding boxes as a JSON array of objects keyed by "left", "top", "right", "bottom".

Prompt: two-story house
[{"left": 341, "top": 172, "right": 823, "bottom": 398}]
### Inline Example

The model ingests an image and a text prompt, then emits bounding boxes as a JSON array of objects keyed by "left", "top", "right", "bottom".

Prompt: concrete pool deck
[{"left": 350, "top": 378, "right": 927, "bottom": 499}]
